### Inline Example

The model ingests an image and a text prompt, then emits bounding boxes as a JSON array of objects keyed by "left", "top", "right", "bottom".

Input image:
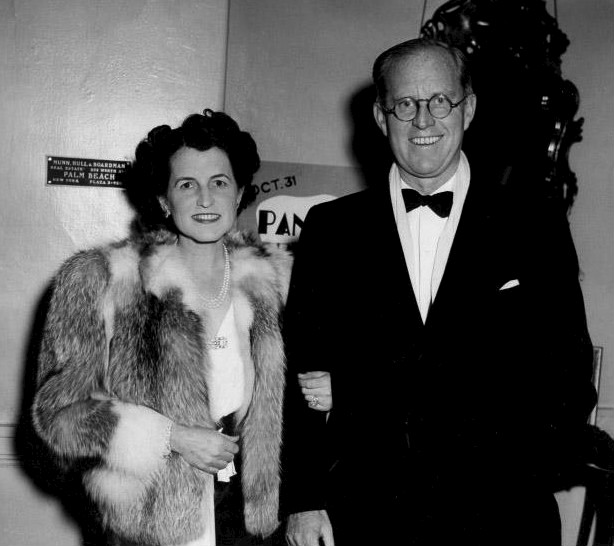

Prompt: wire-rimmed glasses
[{"left": 380, "top": 93, "right": 470, "bottom": 122}]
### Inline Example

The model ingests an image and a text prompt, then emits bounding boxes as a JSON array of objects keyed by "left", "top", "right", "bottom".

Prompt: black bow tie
[{"left": 402, "top": 188, "right": 453, "bottom": 218}]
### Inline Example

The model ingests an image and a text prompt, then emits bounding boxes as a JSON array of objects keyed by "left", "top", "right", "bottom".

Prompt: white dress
[{"left": 186, "top": 303, "right": 245, "bottom": 546}]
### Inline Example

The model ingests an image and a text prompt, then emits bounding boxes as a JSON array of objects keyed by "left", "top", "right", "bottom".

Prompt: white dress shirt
[{"left": 389, "top": 152, "right": 471, "bottom": 322}]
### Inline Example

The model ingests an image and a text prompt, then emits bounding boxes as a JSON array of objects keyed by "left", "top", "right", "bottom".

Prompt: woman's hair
[{"left": 125, "top": 109, "right": 260, "bottom": 231}]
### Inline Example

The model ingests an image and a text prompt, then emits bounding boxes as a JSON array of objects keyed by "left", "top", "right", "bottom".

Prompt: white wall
[
  {"left": 557, "top": 6, "right": 614, "bottom": 537},
  {"left": 559, "top": 0, "right": 614, "bottom": 437},
  {"left": 0, "top": 0, "right": 229, "bottom": 543},
  {"left": 226, "top": 0, "right": 433, "bottom": 167}
]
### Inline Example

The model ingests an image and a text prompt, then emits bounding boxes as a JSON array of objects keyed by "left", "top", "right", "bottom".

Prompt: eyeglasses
[{"left": 380, "top": 93, "right": 469, "bottom": 122}]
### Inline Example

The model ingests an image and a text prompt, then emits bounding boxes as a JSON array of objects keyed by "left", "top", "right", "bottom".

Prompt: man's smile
[{"left": 409, "top": 135, "right": 443, "bottom": 147}]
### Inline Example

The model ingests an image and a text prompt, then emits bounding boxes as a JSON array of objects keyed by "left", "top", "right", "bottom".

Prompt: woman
[{"left": 32, "top": 110, "right": 290, "bottom": 546}]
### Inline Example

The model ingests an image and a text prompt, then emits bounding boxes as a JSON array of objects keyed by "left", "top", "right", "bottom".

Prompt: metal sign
[{"left": 46, "top": 156, "right": 129, "bottom": 188}]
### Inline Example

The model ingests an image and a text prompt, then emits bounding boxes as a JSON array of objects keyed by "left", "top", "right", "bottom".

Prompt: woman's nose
[
  {"left": 412, "top": 102, "right": 435, "bottom": 130},
  {"left": 197, "top": 186, "right": 213, "bottom": 207}
]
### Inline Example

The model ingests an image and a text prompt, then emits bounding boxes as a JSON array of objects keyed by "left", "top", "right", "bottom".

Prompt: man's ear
[
  {"left": 463, "top": 93, "right": 477, "bottom": 131},
  {"left": 373, "top": 102, "right": 389, "bottom": 137}
]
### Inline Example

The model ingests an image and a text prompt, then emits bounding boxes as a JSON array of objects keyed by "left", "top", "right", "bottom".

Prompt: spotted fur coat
[{"left": 32, "top": 230, "right": 291, "bottom": 545}]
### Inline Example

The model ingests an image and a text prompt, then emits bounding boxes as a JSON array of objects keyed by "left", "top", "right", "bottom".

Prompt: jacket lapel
[
  {"left": 369, "top": 185, "right": 425, "bottom": 336},
  {"left": 424, "top": 180, "right": 494, "bottom": 334}
]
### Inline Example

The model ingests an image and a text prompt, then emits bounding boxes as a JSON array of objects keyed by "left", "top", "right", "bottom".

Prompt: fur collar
[{"left": 105, "top": 230, "right": 291, "bottom": 314}]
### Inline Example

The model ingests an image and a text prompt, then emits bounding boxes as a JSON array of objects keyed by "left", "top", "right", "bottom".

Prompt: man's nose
[{"left": 412, "top": 102, "right": 434, "bottom": 129}]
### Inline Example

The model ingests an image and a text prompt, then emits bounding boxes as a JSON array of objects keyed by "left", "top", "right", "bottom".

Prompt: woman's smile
[{"left": 192, "top": 212, "right": 221, "bottom": 223}]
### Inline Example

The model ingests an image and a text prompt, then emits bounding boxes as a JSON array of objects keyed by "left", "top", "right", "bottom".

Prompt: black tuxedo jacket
[{"left": 281, "top": 170, "right": 595, "bottom": 546}]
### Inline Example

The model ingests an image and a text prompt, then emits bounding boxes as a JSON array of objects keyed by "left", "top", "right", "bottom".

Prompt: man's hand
[
  {"left": 170, "top": 424, "right": 239, "bottom": 475},
  {"left": 286, "top": 510, "right": 334, "bottom": 546}
]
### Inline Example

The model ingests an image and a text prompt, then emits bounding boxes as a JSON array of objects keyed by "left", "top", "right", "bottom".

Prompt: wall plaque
[{"left": 46, "top": 156, "right": 129, "bottom": 188}]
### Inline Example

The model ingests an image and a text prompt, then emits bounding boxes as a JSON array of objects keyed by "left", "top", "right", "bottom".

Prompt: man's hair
[{"left": 372, "top": 38, "right": 473, "bottom": 103}]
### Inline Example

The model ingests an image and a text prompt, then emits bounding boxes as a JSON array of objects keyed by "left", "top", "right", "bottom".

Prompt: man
[{"left": 282, "top": 38, "right": 595, "bottom": 546}]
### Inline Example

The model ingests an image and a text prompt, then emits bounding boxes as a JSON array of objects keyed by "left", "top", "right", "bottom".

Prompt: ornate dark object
[{"left": 421, "top": 0, "right": 583, "bottom": 212}]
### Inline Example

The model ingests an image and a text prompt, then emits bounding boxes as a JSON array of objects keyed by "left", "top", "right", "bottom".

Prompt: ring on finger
[{"left": 308, "top": 395, "right": 320, "bottom": 407}]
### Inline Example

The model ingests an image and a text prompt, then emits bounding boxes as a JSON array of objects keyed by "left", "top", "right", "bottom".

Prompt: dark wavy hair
[
  {"left": 372, "top": 38, "right": 473, "bottom": 104},
  {"left": 125, "top": 109, "right": 260, "bottom": 232}
]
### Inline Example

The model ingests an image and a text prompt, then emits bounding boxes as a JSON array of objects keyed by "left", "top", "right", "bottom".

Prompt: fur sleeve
[
  {"left": 265, "top": 242, "right": 293, "bottom": 304},
  {"left": 32, "top": 249, "right": 118, "bottom": 460},
  {"left": 231, "top": 238, "right": 291, "bottom": 535},
  {"left": 32, "top": 249, "right": 172, "bottom": 476}
]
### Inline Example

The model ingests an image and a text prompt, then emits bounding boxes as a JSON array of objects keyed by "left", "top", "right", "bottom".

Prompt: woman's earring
[{"left": 158, "top": 198, "right": 171, "bottom": 218}]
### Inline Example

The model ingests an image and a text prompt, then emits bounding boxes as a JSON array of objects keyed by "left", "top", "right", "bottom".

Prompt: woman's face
[{"left": 160, "top": 146, "right": 242, "bottom": 244}]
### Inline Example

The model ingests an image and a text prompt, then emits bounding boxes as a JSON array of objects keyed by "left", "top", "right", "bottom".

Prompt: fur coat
[{"left": 32, "top": 230, "right": 291, "bottom": 545}]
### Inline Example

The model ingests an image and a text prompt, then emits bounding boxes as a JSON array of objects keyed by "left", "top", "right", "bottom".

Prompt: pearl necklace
[{"left": 198, "top": 244, "right": 230, "bottom": 309}]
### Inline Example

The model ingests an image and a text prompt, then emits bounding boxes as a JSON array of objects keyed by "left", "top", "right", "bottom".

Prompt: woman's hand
[
  {"left": 170, "top": 424, "right": 239, "bottom": 475},
  {"left": 298, "top": 371, "right": 332, "bottom": 412}
]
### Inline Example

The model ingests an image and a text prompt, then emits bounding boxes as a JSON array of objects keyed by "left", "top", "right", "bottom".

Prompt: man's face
[{"left": 373, "top": 48, "right": 476, "bottom": 194}]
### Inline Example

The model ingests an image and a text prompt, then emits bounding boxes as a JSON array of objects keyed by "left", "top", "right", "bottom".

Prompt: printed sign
[
  {"left": 237, "top": 160, "right": 367, "bottom": 243},
  {"left": 254, "top": 174, "right": 297, "bottom": 196},
  {"left": 257, "top": 194, "right": 337, "bottom": 244},
  {"left": 46, "top": 156, "right": 129, "bottom": 188}
]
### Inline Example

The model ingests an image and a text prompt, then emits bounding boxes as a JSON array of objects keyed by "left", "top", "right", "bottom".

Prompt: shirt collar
[{"left": 391, "top": 152, "right": 469, "bottom": 197}]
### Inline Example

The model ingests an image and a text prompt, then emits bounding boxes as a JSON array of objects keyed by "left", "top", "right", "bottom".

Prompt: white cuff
[{"left": 106, "top": 401, "right": 173, "bottom": 477}]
